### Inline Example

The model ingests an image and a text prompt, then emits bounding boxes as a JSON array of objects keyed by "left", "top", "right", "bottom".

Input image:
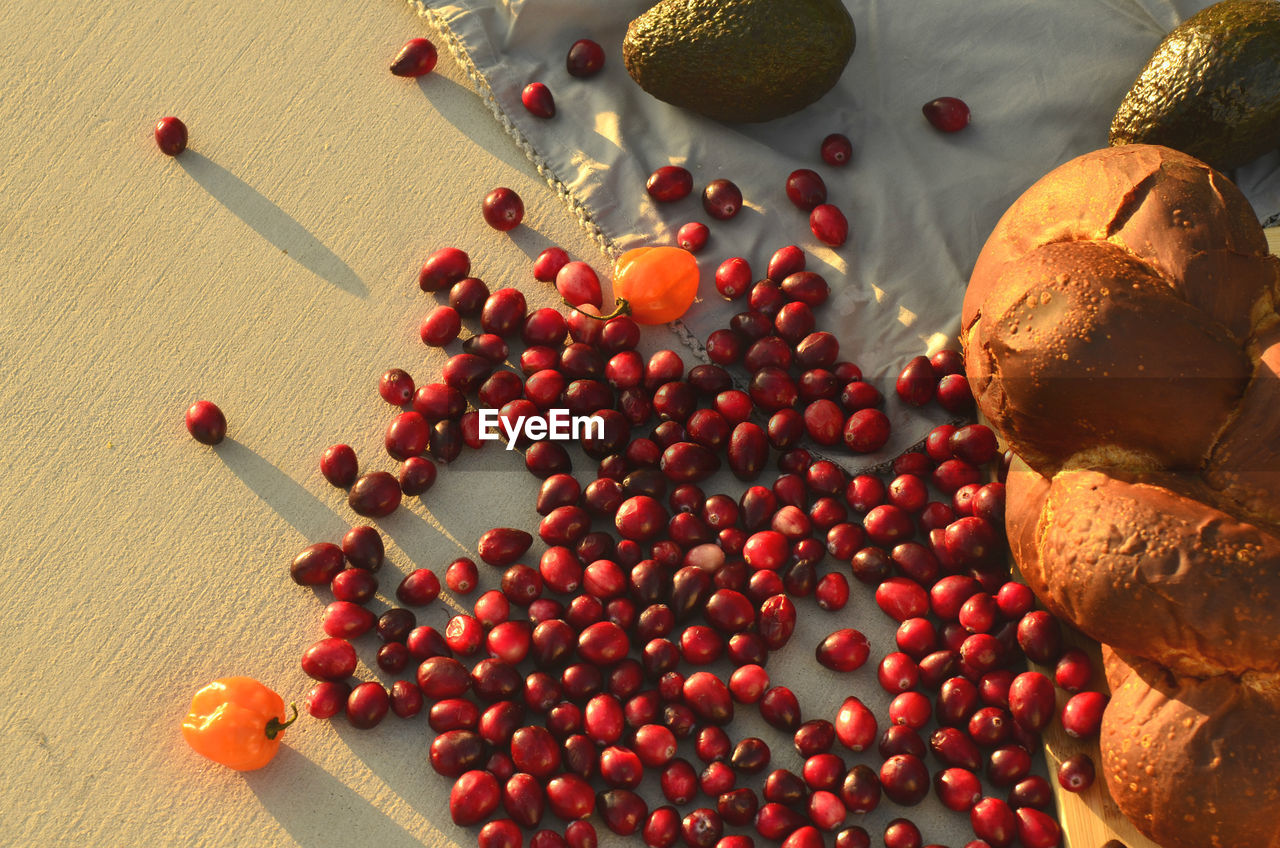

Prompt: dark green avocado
[
  {"left": 622, "top": 0, "right": 856, "bottom": 123},
  {"left": 1110, "top": 0, "right": 1280, "bottom": 171}
]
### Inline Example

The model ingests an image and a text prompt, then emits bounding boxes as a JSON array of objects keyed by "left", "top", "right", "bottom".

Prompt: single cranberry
[
  {"left": 968, "top": 707, "right": 1013, "bottom": 748},
  {"left": 483, "top": 187, "right": 524, "bottom": 231},
  {"left": 730, "top": 737, "right": 771, "bottom": 773},
  {"left": 969, "top": 797, "right": 1017, "bottom": 847},
  {"left": 728, "top": 664, "right": 770, "bottom": 704},
  {"left": 566, "top": 38, "right": 605, "bottom": 77},
  {"left": 682, "top": 808, "right": 724, "bottom": 848},
  {"left": 306, "top": 680, "right": 350, "bottom": 719},
  {"left": 677, "top": 221, "right": 710, "bottom": 252},
  {"left": 565, "top": 820, "right": 598, "bottom": 848},
  {"left": 809, "top": 204, "right": 848, "bottom": 247},
  {"left": 184, "top": 400, "right": 226, "bottom": 445},
  {"left": 882, "top": 819, "right": 922, "bottom": 848},
  {"left": 1054, "top": 648, "right": 1094, "bottom": 692},
  {"left": 1015, "top": 807, "right": 1062, "bottom": 848},
  {"left": 703, "top": 179, "right": 743, "bottom": 220},
  {"left": 1061, "top": 691, "right": 1107, "bottom": 739},
  {"left": 820, "top": 133, "right": 853, "bottom": 166},
  {"left": 390, "top": 37, "right": 438, "bottom": 76},
  {"left": 1057, "top": 753, "right": 1096, "bottom": 793},
  {"left": 879, "top": 754, "right": 929, "bottom": 805},
  {"left": 785, "top": 169, "right": 827, "bottom": 211},
  {"left": 154, "top": 115, "right": 190, "bottom": 155},
  {"left": 844, "top": 409, "right": 891, "bottom": 453},
  {"left": 419, "top": 247, "right": 471, "bottom": 292},
  {"left": 756, "top": 802, "right": 807, "bottom": 840},
  {"left": 987, "top": 745, "right": 1033, "bottom": 788},
  {"left": 1016, "top": 611, "right": 1064, "bottom": 664},
  {"left": 935, "top": 767, "right": 982, "bottom": 811},
  {"left": 521, "top": 81, "right": 556, "bottom": 117},
  {"left": 816, "top": 628, "right": 870, "bottom": 672},
  {"left": 661, "top": 758, "right": 699, "bottom": 804},
  {"left": 923, "top": 97, "right": 970, "bottom": 132},
  {"left": 647, "top": 165, "right": 694, "bottom": 202},
  {"left": 834, "top": 696, "right": 877, "bottom": 752}
]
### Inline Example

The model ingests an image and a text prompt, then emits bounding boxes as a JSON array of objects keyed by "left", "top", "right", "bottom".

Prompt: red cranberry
[
  {"left": 184, "top": 400, "right": 226, "bottom": 445},
  {"left": 521, "top": 81, "right": 556, "bottom": 117},
  {"left": 923, "top": 97, "right": 970, "bottom": 132},
  {"left": 1015, "top": 807, "right": 1062, "bottom": 848},
  {"left": 968, "top": 707, "right": 1012, "bottom": 748},
  {"left": 876, "top": 578, "right": 929, "bottom": 622},
  {"left": 449, "top": 769, "right": 501, "bottom": 825},
  {"left": 291, "top": 542, "right": 345, "bottom": 586},
  {"left": 703, "top": 179, "right": 743, "bottom": 220},
  {"left": 931, "top": 726, "right": 983, "bottom": 770},
  {"left": 307, "top": 681, "right": 349, "bottom": 719},
  {"left": 834, "top": 696, "right": 877, "bottom": 752},
  {"left": 970, "top": 797, "right": 1016, "bottom": 847},
  {"left": 730, "top": 737, "right": 772, "bottom": 774},
  {"left": 677, "top": 221, "right": 709, "bottom": 252},
  {"left": 987, "top": 745, "right": 1033, "bottom": 787},
  {"left": 1057, "top": 753, "right": 1095, "bottom": 792},
  {"left": 546, "top": 773, "right": 595, "bottom": 820},
  {"left": 647, "top": 165, "right": 694, "bottom": 202},
  {"left": 1061, "top": 691, "right": 1107, "bottom": 738},
  {"left": 935, "top": 767, "right": 982, "bottom": 811},
  {"left": 645, "top": 807, "right": 682, "bottom": 848},
  {"left": 728, "top": 664, "right": 770, "bottom": 704},
  {"left": 937, "top": 373, "right": 976, "bottom": 414},
  {"left": 419, "top": 247, "right": 470, "bottom": 292},
  {"left": 556, "top": 261, "right": 603, "bottom": 309},
  {"left": 1016, "top": 611, "right": 1063, "bottom": 664},
  {"left": 154, "top": 116, "right": 188, "bottom": 155},
  {"left": 332, "top": 567, "right": 377, "bottom": 604},
  {"left": 1008, "top": 775, "right": 1054, "bottom": 810},
  {"left": 483, "top": 187, "right": 524, "bottom": 231},
  {"left": 895, "top": 356, "right": 935, "bottom": 406},
  {"left": 816, "top": 629, "right": 870, "bottom": 672},
  {"left": 879, "top": 724, "right": 926, "bottom": 759},
  {"left": 879, "top": 754, "right": 929, "bottom": 805},
  {"left": 843, "top": 409, "right": 890, "bottom": 453},
  {"left": 809, "top": 204, "right": 848, "bottom": 247},
  {"left": 786, "top": 169, "right": 827, "bottom": 211},
  {"left": 566, "top": 38, "right": 605, "bottom": 77},
  {"left": 756, "top": 802, "right": 807, "bottom": 840},
  {"left": 820, "top": 132, "right": 853, "bottom": 165},
  {"left": 301, "top": 637, "right": 357, "bottom": 681},
  {"left": 889, "top": 691, "right": 932, "bottom": 729},
  {"left": 661, "top": 758, "right": 699, "bottom": 804},
  {"left": 565, "top": 821, "right": 597, "bottom": 848},
  {"left": 882, "top": 819, "right": 922, "bottom": 848},
  {"left": 1054, "top": 648, "right": 1093, "bottom": 692},
  {"left": 389, "top": 36, "right": 437, "bottom": 76}
]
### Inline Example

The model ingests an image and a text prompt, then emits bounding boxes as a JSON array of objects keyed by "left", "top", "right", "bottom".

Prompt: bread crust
[{"left": 964, "top": 144, "right": 1280, "bottom": 848}]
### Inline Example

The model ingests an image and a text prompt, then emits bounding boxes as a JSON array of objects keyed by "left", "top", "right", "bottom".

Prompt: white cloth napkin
[{"left": 410, "top": 0, "right": 1280, "bottom": 468}]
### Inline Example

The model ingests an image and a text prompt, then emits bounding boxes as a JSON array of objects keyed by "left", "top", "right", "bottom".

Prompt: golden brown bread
[
  {"left": 1101, "top": 649, "right": 1280, "bottom": 848},
  {"left": 963, "top": 144, "right": 1280, "bottom": 848}
]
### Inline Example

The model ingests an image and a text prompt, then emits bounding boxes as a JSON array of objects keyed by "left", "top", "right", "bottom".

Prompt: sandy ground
[
  {"left": 0, "top": 1, "right": 607, "bottom": 845},
  {"left": 0, "top": 2, "right": 1027, "bottom": 847}
]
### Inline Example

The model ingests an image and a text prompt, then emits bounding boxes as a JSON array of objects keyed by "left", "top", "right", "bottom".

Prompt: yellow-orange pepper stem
[{"left": 182, "top": 677, "right": 296, "bottom": 771}]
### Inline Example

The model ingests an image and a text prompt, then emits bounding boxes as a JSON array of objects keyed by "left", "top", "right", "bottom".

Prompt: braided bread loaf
[{"left": 961, "top": 144, "right": 1280, "bottom": 848}]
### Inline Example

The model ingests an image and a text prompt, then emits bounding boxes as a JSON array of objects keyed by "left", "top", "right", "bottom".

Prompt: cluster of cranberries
[
  {"left": 220, "top": 216, "right": 1121, "bottom": 848},
  {"left": 178, "top": 35, "right": 1053, "bottom": 848}
]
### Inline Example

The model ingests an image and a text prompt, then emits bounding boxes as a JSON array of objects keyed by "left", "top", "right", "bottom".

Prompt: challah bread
[
  {"left": 1102, "top": 648, "right": 1280, "bottom": 848},
  {"left": 962, "top": 144, "right": 1280, "bottom": 848}
]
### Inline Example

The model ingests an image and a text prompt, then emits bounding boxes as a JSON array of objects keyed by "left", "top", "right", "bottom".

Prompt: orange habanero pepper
[
  {"left": 182, "top": 677, "right": 296, "bottom": 771},
  {"left": 610, "top": 246, "right": 700, "bottom": 325}
]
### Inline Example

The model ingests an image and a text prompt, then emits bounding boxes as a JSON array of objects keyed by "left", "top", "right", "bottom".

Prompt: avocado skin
[
  {"left": 622, "top": 0, "right": 855, "bottom": 123},
  {"left": 1110, "top": 0, "right": 1280, "bottom": 171}
]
